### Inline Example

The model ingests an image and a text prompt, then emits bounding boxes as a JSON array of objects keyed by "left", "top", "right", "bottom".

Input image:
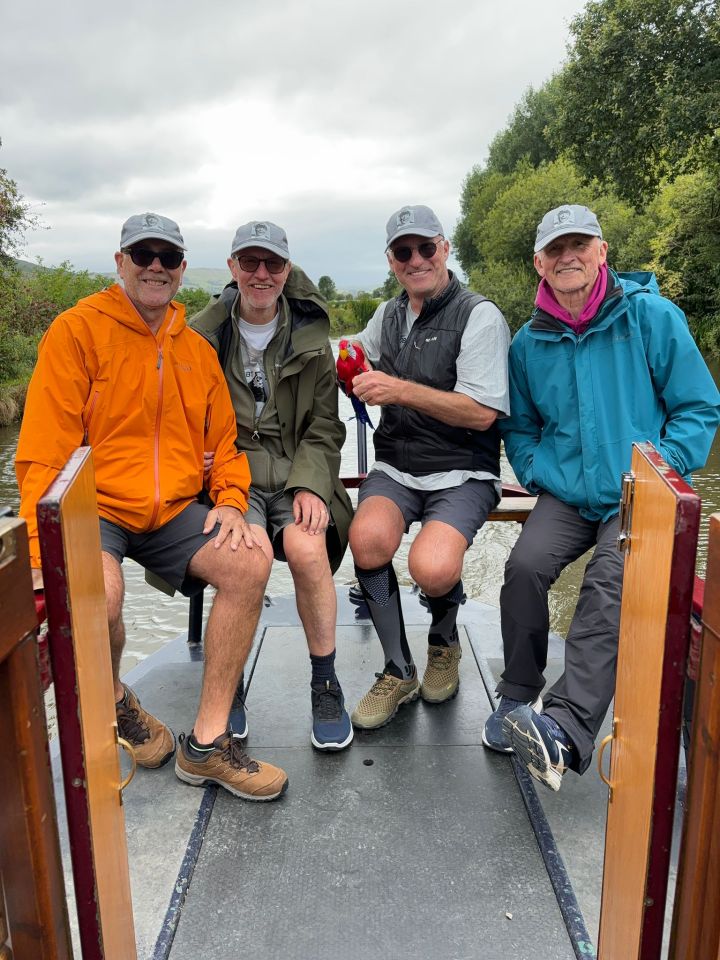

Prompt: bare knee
[
  {"left": 285, "top": 536, "right": 330, "bottom": 583},
  {"left": 349, "top": 505, "right": 402, "bottom": 569},
  {"left": 409, "top": 555, "right": 462, "bottom": 597}
]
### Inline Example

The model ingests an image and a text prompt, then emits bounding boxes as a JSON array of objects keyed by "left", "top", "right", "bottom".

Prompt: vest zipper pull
[{"left": 252, "top": 430, "right": 260, "bottom": 442}]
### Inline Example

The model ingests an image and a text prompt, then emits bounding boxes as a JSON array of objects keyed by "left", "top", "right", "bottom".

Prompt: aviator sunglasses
[
  {"left": 123, "top": 246, "right": 184, "bottom": 270},
  {"left": 234, "top": 253, "right": 288, "bottom": 274},
  {"left": 390, "top": 238, "right": 443, "bottom": 263}
]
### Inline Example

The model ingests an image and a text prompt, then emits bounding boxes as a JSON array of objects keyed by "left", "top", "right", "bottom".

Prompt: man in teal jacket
[
  {"left": 190, "top": 220, "right": 354, "bottom": 752},
  {"left": 482, "top": 204, "right": 720, "bottom": 791}
]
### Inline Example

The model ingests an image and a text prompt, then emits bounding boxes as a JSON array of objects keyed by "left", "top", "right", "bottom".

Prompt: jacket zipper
[{"left": 148, "top": 314, "right": 174, "bottom": 528}]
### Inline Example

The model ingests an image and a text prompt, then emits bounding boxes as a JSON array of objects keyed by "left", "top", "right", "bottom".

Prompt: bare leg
[
  {"left": 283, "top": 524, "right": 337, "bottom": 656},
  {"left": 187, "top": 539, "right": 271, "bottom": 743},
  {"left": 407, "top": 520, "right": 467, "bottom": 597},
  {"left": 348, "top": 495, "right": 405, "bottom": 569},
  {"left": 102, "top": 552, "right": 126, "bottom": 702}
]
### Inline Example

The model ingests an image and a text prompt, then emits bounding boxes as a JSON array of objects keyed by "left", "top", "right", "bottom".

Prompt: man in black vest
[{"left": 347, "top": 204, "right": 510, "bottom": 729}]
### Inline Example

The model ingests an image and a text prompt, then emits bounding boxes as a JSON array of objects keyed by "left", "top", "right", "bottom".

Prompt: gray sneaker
[{"left": 482, "top": 695, "right": 543, "bottom": 753}]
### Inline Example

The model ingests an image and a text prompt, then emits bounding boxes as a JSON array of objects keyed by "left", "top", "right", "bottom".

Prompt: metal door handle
[
  {"left": 598, "top": 720, "right": 616, "bottom": 801},
  {"left": 117, "top": 734, "right": 137, "bottom": 800}
]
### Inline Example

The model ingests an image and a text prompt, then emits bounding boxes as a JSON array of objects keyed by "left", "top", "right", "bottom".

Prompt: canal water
[{"left": 2, "top": 357, "right": 720, "bottom": 676}]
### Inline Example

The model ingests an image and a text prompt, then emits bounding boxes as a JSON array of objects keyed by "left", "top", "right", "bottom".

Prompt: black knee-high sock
[
  {"left": 355, "top": 562, "right": 415, "bottom": 680},
  {"left": 426, "top": 580, "right": 464, "bottom": 647}
]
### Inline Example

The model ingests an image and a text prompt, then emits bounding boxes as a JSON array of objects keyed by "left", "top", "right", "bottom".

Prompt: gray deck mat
[{"left": 168, "top": 626, "right": 575, "bottom": 960}]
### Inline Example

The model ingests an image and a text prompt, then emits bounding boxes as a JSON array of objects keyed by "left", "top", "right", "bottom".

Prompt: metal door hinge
[{"left": 617, "top": 472, "right": 635, "bottom": 553}]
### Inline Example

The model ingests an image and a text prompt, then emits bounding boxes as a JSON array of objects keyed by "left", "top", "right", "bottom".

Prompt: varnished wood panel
[
  {"left": 39, "top": 448, "right": 137, "bottom": 960},
  {"left": 669, "top": 513, "right": 720, "bottom": 959},
  {"left": 0, "top": 518, "right": 72, "bottom": 960},
  {"left": 598, "top": 443, "right": 700, "bottom": 960}
]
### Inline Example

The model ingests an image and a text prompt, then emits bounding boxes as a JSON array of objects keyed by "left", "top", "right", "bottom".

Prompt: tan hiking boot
[
  {"left": 351, "top": 671, "right": 420, "bottom": 729},
  {"left": 421, "top": 644, "right": 462, "bottom": 704},
  {"left": 116, "top": 683, "right": 176, "bottom": 768},
  {"left": 175, "top": 731, "right": 288, "bottom": 801}
]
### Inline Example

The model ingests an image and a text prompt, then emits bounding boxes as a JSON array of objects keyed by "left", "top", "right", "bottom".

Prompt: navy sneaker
[
  {"left": 311, "top": 679, "right": 354, "bottom": 751},
  {"left": 482, "top": 695, "right": 543, "bottom": 753},
  {"left": 503, "top": 706, "right": 575, "bottom": 791}
]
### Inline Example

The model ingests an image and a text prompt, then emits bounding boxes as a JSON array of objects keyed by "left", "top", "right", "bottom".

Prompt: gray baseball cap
[
  {"left": 386, "top": 204, "right": 444, "bottom": 248},
  {"left": 534, "top": 204, "right": 602, "bottom": 253},
  {"left": 120, "top": 212, "right": 186, "bottom": 250},
  {"left": 230, "top": 221, "right": 290, "bottom": 259}
]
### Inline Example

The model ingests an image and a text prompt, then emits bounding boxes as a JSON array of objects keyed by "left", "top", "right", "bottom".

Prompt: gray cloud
[{"left": 1, "top": 0, "right": 584, "bottom": 285}]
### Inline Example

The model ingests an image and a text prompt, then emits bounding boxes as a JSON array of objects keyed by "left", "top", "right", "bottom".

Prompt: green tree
[
  {"left": 176, "top": 287, "right": 211, "bottom": 318},
  {"left": 552, "top": 0, "right": 720, "bottom": 205},
  {"left": 452, "top": 167, "right": 514, "bottom": 274},
  {"left": 318, "top": 275, "right": 337, "bottom": 300},
  {"left": 486, "top": 79, "right": 562, "bottom": 175},
  {"left": 0, "top": 140, "right": 38, "bottom": 266}
]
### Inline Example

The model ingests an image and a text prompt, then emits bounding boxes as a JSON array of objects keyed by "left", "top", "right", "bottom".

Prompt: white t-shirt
[
  {"left": 235, "top": 313, "right": 279, "bottom": 419},
  {"left": 355, "top": 297, "right": 510, "bottom": 492}
]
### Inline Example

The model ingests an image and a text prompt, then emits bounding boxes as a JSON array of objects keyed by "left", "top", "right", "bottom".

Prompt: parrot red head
[{"left": 336, "top": 339, "right": 368, "bottom": 395}]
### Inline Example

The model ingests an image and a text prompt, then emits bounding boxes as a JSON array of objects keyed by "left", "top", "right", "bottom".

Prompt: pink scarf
[{"left": 535, "top": 263, "right": 609, "bottom": 334}]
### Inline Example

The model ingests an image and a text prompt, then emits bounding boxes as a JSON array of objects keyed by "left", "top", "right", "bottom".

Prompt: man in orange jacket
[{"left": 16, "top": 212, "right": 288, "bottom": 802}]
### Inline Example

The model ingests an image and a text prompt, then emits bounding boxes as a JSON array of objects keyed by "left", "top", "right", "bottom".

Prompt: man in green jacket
[{"left": 190, "top": 220, "right": 354, "bottom": 751}]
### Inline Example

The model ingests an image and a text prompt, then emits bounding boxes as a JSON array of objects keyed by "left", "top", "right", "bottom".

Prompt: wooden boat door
[
  {"left": 597, "top": 442, "right": 700, "bottom": 960},
  {"left": 38, "top": 446, "right": 137, "bottom": 960}
]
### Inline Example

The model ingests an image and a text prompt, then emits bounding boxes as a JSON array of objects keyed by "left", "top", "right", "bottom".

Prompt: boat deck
[{"left": 53, "top": 588, "right": 660, "bottom": 960}]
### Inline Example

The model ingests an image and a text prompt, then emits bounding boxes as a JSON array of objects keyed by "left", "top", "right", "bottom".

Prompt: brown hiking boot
[
  {"left": 175, "top": 731, "right": 288, "bottom": 801},
  {"left": 420, "top": 644, "right": 462, "bottom": 703},
  {"left": 116, "top": 684, "right": 176, "bottom": 768},
  {"left": 350, "top": 670, "right": 420, "bottom": 729}
]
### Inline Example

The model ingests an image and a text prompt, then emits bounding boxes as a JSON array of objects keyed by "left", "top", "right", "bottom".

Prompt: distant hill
[
  {"left": 13, "top": 258, "right": 47, "bottom": 274},
  {"left": 12, "top": 259, "right": 231, "bottom": 294},
  {"left": 182, "top": 267, "right": 231, "bottom": 293}
]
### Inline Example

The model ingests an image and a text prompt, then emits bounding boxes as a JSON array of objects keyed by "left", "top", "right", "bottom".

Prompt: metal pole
[{"left": 357, "top": 418, "right": 368, "bottom": 475}]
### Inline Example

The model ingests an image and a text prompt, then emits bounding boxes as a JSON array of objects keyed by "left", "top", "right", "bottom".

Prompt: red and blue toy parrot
[{"left": 337, "top": 339, "right": 373, "bottom": 428}]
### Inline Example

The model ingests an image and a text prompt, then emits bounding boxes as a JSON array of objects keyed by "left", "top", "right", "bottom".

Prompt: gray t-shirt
[{"left": 355, "top": 298, "right": 510, "bottom": 492}]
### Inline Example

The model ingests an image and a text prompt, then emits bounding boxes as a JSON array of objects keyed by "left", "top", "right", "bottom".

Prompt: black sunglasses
[
  {"left": 234, "top": 254, "right": 288, "bottom": 275},
  {"left": 123, "top": 247, "right": 184, "bottom": 270},
  {"left": 390, "top": 239, "right": 443, "bottom": 263}
]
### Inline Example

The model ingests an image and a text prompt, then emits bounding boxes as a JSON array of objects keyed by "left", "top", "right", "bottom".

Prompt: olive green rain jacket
[{"left": 189, "top": 267, "right": 353, "bottom": 573}]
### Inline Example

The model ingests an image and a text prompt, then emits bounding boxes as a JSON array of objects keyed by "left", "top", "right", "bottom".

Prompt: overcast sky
[{"left": 1, "top": 1, "right": 586, "bottom": 289}]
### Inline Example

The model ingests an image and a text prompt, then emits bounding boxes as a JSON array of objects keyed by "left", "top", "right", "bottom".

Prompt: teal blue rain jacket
[{"left": 500, "top": 271, "right": 720, "bottom": 521}]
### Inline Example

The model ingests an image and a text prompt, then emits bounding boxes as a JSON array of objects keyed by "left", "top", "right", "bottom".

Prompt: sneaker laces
[
  {"left": 312, "top": 681, "right": 342, "bottom": 721},
  {"left": 220, "top": 736, "right": 261, "bottom": 774},
  {"left": 116, "top": 702, "right": 150, "bottom": 745},
  {"left": 427, "top": 647, "right": 453, "bottom": 670},
  {"left": 369, "top": 671, "right": 400, "bottom": 695}
]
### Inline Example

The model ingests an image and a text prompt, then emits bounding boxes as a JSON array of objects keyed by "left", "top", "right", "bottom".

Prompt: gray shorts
[
  {"left": 244, "top": 486, "right": 297, "bottom": 562},
  {"left": 99, "top": 501, "right": 220, "bottom": 597},
  {"left": 358, "top": 469, "right": 499, "bottom": 546}
]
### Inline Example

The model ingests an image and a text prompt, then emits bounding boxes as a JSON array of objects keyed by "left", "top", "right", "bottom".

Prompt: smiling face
[
  {"left": 387, "top": 233, "right": 450, "bottom": 309},
  {"left": 534, "top": 234, "right": 608, "bottom": 305},
  {"left": 228, "top": 246, "right": 291, "bottom": 323},
  {"left": 114, "top": 240, "right": 186, "bottom": 327}
]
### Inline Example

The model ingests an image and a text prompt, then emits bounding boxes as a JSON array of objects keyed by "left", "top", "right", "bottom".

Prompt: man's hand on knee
[
  {"left": 293, "top": 490, "right": 329, "bottom": 536},
  {"left": 204, "top": 505, "right": 263, "bottom": 551}
]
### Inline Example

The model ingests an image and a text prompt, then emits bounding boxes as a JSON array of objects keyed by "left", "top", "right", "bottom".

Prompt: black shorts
[{"left": 99, "top": 501, "right": 219, "bottom": 597}]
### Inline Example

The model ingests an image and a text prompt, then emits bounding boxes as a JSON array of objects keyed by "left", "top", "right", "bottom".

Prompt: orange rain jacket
[{"left": 16, "top": 284, "right": 251, "bottom": 567}]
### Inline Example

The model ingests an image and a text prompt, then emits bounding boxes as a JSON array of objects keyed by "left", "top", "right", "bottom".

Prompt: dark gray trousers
[{"left": 497, "top": 493, "right": 624, "bottom": 774}]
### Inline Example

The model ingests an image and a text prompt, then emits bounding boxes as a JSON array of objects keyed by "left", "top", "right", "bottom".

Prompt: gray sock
[{"left": 355, "top": 563, "right": 415, "bottom": 680}]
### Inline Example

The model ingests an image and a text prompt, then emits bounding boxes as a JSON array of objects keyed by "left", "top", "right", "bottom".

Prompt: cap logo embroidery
[
  {"left": 397, "top": 209, "right": 414, "bottom": 226},
  {"left": 253, "top": 223, "right": 268, "bottom": 236},
  {"left": 554, "top": 207, "right": 575, "bottom": 227},
  {"left": 143, "top": 214, "right": 160, "bottom": 228}
]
